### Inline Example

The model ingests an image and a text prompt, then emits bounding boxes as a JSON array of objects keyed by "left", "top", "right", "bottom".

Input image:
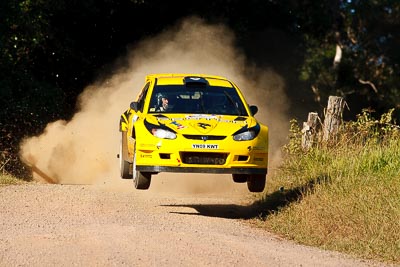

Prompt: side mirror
[
  {"left": 250, "top": 105, "right": 258, "bottom": 116},
  {"left": 130, "top": 101, "right": 138, "bottom": 112}
]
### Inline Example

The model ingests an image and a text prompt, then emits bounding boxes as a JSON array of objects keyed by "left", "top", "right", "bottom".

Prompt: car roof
[{"left": 145, "top": 73, "right": 233, "bottom": 87}]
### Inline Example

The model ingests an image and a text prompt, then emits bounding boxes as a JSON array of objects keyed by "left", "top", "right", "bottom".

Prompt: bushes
[{"left": 261, "top": 109, "right": 400, "bottom": 263}]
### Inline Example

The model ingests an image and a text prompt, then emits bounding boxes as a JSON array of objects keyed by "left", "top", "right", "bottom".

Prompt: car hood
[{"left": 144, "top": 114, "right": 257, "bottom": 136}]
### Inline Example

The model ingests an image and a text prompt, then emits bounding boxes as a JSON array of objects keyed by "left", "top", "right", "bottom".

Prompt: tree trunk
[
  {"left": 323, "top": 96, "right": 346, "bottom": 142},
  {"left": 301, "top": 112, "right": 319, "bottom": 151}
]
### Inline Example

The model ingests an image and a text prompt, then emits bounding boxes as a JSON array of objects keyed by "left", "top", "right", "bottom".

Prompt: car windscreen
[{"left": 148, "top": 85, "right": 248, "bottom": 116}]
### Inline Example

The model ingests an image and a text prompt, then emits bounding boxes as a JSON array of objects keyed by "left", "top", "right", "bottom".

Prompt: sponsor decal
[
  {"left": 192, "top": 144, "right": 219, "bottom": 149},
  {"left": 185, "top": 114, "right": 218, "bottom": 120},
  {"left": 156, "top": 141, "right": 163, "bottom": 149},
  {"left": 141, "top": 144, "right": 155, "bottom": 147},
  {"left": 183, "top": 114, "right": 246, "bottom": 124},
  {"left": 170, "top": 121, "right": 186, "bottom": 129},
  {"left": 217, "top": 119, "right": 245, "bottom": 124},
  {"left": 156, "top": 117, "right": 170, "bottom": 121},
  {"left": 197, "top": 122, "right": 211, "bottom": 129}
]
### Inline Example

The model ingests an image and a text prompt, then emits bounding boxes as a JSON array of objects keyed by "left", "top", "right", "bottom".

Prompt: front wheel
[
  {"left": 232, "top": 174, "right": 247, "bottom": 183},
  {"left": 133, "top": 171, "right": 152, "bottom": 190},
  {"left": 132, "top": 143, "right": 151, "bottom": 190},
  {"left": 247, "top": 174, "right": 266, "bottom": 192}
]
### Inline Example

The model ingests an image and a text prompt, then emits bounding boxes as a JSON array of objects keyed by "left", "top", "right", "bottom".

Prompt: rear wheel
[
  {"left": 247, "top": 174, "right": 266, "bottom": 192},
  {"left": 232, "top": 174, "right": 247, "bottom": 183},
  {"left": 120, "top": 131, "right": 131, "bottom": 179},
  {"left": 133, "top": 143, "right": 151, "bottom": 190}
]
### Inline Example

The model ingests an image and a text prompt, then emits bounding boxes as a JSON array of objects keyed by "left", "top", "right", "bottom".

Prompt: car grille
[
  {"left": 181, "top": 152, "right": 228, "bottom": 165},
  {"left": 182, "top": 135, "right": 226, "bottom": 140}
]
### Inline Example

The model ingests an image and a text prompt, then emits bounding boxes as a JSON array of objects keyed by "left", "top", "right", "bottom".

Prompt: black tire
[
  {"left": 132, "top": 143, "right": 151, "bottom": 190},
  {"left": 120, "top": 131, "right": 131, "bottom": 179},
  {"left": 232, "top": 174, "right": 248, "bottom": 183},
  {"left": 247, "top": 174, "right": 266, "bottom": 192}
]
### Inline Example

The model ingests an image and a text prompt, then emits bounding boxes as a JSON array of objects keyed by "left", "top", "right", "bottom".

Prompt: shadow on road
[
  {"left": 162, "top": 175, "right": 330, "bottom": 220},
  {"left": 163, "top": 203, "right": 263, "bottom": 219}
]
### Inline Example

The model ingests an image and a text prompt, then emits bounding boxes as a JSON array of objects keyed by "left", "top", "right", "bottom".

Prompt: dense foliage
[
  {"left": 295, "top": 0, "right": 400, "bottom": 114},
  {"left": 1, "top": 0, "right": 399, "bottom": 175}
]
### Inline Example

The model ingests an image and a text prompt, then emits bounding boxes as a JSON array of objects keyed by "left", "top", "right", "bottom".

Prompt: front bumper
[
  {"left": 137, "top": 165, "right": 268, "bottom": 174},
  {"left": 132, "top": 134, "right": 268, "bottom": 175}
]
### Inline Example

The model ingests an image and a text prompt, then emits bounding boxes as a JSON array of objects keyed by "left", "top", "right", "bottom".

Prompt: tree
[{"left": 294, "top": 0, "right": 400, "bottom": 116}]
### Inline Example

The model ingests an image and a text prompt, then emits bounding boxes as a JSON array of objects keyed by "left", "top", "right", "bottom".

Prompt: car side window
[{"left": 137, "top": 82, "right": 150, "bottom": 112}]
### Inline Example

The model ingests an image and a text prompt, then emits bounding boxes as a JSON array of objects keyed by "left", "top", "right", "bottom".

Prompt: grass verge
[
  {"left": 257, "top": 110, "right": 400, "bottom": 264},
  {"left": 0, "top": 173, "right": 25, "bottom": 185}
]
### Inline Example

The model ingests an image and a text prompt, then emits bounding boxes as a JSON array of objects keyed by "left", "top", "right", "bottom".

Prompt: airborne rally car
[{"left": 118, "top": 74, "right": 268, "bottom": 192}]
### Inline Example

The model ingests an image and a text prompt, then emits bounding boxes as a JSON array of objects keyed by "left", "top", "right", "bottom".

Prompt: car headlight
[
  {"left": 233, "top": 130, "right": 256, "bottom": 141},
  {"left": 144, "top": 119, "right": 177, "bottom": 139},
  {"left": 232, "top": 123, "right": 260, "bottom": 141},
  {"left": 152, "top": 128, "right": 177, "bottom": 139}
]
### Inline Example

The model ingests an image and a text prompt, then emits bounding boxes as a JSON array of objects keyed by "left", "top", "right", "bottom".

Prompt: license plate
[{"left": 192, "top": 144, "right": 219, "bottom": 149}]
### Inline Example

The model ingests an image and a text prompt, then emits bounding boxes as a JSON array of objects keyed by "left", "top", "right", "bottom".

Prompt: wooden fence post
[
  {"left": 323, "top": 96, "right": 346, "bottom": 142},
  {"left": 302, "top": 112, "right": 319, "bottom": 151}
]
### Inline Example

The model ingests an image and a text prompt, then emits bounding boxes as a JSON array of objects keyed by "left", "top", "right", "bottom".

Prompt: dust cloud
[{"left": 19, "top": 17, "right": 289, "bottom": 192}]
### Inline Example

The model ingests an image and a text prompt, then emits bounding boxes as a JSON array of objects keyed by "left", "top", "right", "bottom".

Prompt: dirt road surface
[{"left": 0, "top": 175, "right": 385, "bottom": 266}]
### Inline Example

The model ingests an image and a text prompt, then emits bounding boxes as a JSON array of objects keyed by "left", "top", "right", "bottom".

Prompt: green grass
[{"left": 258, "top": 110, "right": 400, "bottom": 264}]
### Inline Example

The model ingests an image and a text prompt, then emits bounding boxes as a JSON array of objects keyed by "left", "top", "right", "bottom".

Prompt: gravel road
[{"left": 0, "top": 174, "right": 386, "bottom": 266}]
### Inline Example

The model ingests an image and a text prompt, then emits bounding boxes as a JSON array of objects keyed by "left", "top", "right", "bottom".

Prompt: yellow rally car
[{"left": 118, "top": 74, "right": 268, "bottom": 192}]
